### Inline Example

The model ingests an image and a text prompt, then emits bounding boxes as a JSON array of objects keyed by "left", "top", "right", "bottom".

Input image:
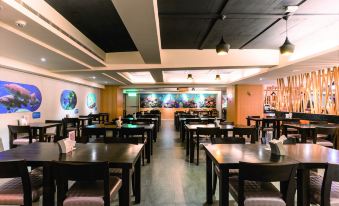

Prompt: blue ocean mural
[
  {"left": 140, "top": 93, "right": 217, "bottom": 108},
  {"left": 60, "top": 90, "right": 77, "bottom": 110},
  {"left": 0, "top": 80, "right": 42, "bottom": 114},
  {"left": 86, "top": 93, "right": 97, "bottom": 109}
]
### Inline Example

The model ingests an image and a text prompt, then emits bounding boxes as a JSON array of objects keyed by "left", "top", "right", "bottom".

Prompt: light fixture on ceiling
[
  {"left": 216, "top": 37, "right": 230, "bottom": 55},
  {"left": 92, "top": 76, "right": 96, "bottom": 79},
  {"left": 280, "top": 16, "right": 295, "bottom": 55},
  {"left": 40, "top": 57, "right": 46, "bottom": 62},
  {"left": 285, "top": 5, "right": 298, "bottom": 13},
  {"left": 15, "top": 20, "right": 26, "bottom": 28},
  {"left": 259, "top": 78, "right": 263, "bottom": 81},
  {"left": 215, "top": 74, "right": 221, "bottom": 80},
  {"left": 187, "top": 74, "right": 193, "bottom": 80}
]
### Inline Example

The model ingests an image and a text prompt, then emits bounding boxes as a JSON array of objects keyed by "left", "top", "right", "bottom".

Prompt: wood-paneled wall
[
  {"left": 277, "top": 66, "right": 338, "bottom": 115},
  {"left": 227, "top": 85, "right": 264, "bottom": 125},
  {"left": 100, "top": 86, "right": 123, "bottom": 120}
]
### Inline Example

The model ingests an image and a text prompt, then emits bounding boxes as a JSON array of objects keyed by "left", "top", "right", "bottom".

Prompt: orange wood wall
[
  {"left": 100, "top": 86, "right": 123, "bottom": 120},
  {"left": 227, "top": 85, "right": 264, "bottom": 125}
]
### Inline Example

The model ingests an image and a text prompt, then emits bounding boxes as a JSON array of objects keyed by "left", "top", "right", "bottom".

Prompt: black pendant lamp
[
  {"left": 216, "top": 37, "right": 230, "bottom": 55},
  {"left": 280, "top": 16, "right": 295, "bottom": 55}
]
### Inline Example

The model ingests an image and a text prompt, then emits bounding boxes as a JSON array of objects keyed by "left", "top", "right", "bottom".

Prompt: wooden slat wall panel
[{"left": 277, "top": 66, "right": 339, "bottom": 115}]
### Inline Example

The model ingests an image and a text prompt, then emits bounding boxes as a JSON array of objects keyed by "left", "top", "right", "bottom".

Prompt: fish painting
[{"left": 0, "top": 81, "right": 42, "bottom": 114}]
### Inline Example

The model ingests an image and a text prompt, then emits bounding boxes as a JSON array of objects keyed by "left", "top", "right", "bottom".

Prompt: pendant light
[
  {"left": 280, "top": 16, "right": 295, "bottom": 55},
  {"left": 187, "top": 74, "right": 193, "bottom": 80},
  {"left": 216, "top": 37, "right": 230, "bottom": 55},
  {"left": 215, "top": 74, "right": 221, "bottom": 80}
]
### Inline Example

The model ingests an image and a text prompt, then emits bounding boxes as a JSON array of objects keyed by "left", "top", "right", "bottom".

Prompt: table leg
[
  {"left": 134, "top": 156, "right": 141, "bottom": 203},
  {"left": 300, "top": 129, "right": 307, "bottom": 143},
  {"left": 219, "top": 168, "right": 229, "bottom": 206},
  {"left": 189, "top": 131, "right": 194, "bottom": 163},
  {"left": 246, "top": 118, "right": 250, "bottom": 126},
  {"left": 39, "top": 128, "right": 44, "bottom": 142},
  {"left": 206, "top": 152, "right": 213, "bottom": 204},
  {"left": 149, "top": 130, "right": 153, "bottom": 155},
  {"left": 186, "top": 129, "right": 189, "bottom": 156},
  {"left": 56, "top": 125, "right": 61, "bottom": 142},
  {"left": 297, "top": 169, "right": 310, "bottom": 206},
  {"left": 146, "top": 131, "right": 151, "bottom": 163},
  {"left": 42, "top": 162, "right": 54, "bottom": 206},
  {"left": 120, "top": 167, "right": 132, "bottom": 206},
  {"left": 277, "top": 120, "right": 281, "bottom": 138}
]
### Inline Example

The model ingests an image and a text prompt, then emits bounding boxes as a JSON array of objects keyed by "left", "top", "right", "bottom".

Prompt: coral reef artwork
[
  {"left": 86, "top": 93, "right": 97, "bottom": 109},
  {"left": 0, "top": 80, "right": 42, "bottom": 114},
  {"left": 140, "top": 93, "right": 217, "bottom": 108},
  {"left": 60, "top": 90, "right": 77, "bottom": 110}
]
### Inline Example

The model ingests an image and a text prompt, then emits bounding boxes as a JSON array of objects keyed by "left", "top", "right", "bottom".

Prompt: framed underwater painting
[
  {"left": 60, "top": 90, "right": 77, "bottom": 110},
  {"left": 140, "top": 93, "right": 217, "bottom": 108},
  {"left": 86, "top": 93, "right": 97, "bottom": 109},
  {"left": 0, "top": 80, "right": 42, "bottom": 114}
]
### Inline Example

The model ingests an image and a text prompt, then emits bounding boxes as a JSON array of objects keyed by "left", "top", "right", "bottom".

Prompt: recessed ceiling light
[
  {"left": 92, "top": 76, "right": 96, "bottom": 79},
  {"left": 259, "top": 78, "right": 263, "bottom": 81},
  {"left": 293, "top": 69, "right": 300, "bottom": 72},
  {"left": 285, "top": 6, "right": 298, "bottom": 13},
  {"left": 40, "top": 57, "right": 46, "bottom": 62},
  {"left": 15, "top": 20, "right": 27, "bottom": 28},
  {"left": 104, "top": 81, "right": 108, "bottom": 84}
]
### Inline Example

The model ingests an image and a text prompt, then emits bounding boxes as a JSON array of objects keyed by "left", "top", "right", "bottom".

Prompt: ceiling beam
[
  {"left": 150, "top": 70, "right": 164, "bottom": 82},
  {"left": 111, "top": 0, "right": 161, "bottom": 64},
  {"left": 239, "top": 0, "right": 309, "bottom": 49},
  {"left": 198, "top": 0, "right": 230, "bottom": 50}
]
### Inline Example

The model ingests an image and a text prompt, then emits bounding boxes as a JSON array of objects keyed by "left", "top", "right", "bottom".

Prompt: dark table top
[
  {"left": 29, "top": 122, "right": 62, "bottom": 128},
  {"left": 78, "top": 117, "right": 92, "bottom": 120},
  {"left": 122, "top": 117, "right": 158, "bottom": 121},
  {"left": 86, "top": 123, "right": 155, "bottom": 130},
  {"left": 0, "top": 142, "right": 143, "bottom": 168},
  {"left": 203, "top": 143, "right": 339, "bottom": 169},
  {"left": 203, "top": 144, "right": 298, "bottom": 169},
  {"left": 283, "top": 123, "right": 339, "bottom": 129},
  {"left": 185, "top": 124, "right": 254, "bottom": 130}
]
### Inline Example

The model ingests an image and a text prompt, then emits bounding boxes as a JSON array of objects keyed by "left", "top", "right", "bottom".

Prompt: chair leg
[
  {"left": 142, "top": 148, "right": 145, "bottom": 166},
  {"left": 196, "top": 143, "right": 199, "bottom": 165},
  {"left": 213, "top": 169, "right": 217, "bottom": 195},
  {"left": 132, "top": 172, "right": 135, "bottom": 196}
]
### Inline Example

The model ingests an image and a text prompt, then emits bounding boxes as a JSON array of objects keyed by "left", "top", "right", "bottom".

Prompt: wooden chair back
[
  {"left": 321, "top": 163, "right": 339, "bottom": 206},
  {"left": 8, "top": 125, "right": 33, "bottom": 148},
  {"left": 53, "top": 161, "right": 110, "bottom": 206},
  {"left": 0, "top": 160, "right": 32, "bottom": 206},
  {"left": 238, "top": 162, "right": 298, "bottom": 206}
]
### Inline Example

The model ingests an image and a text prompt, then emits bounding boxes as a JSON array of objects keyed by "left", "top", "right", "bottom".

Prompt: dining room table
[
  {"left": 203, "top": 143, "right": 339, "bottom": 206},
  {"left": 85, "top": 123, "right": 155, "bottom": 163},
  {"left": 29, "top": 122, "right": 62, "bottom": 142},
  {"left": 0, "top": 142, "right": 144, "bottom": 206},
  {"left": 283, "top": 123, "right": 339, "bottom": 143},
  {"left": 185, "top": 123, "right": 256, "bottom": 163}
]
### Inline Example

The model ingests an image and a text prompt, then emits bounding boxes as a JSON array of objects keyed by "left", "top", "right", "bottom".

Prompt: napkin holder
[
  {"left": 116, "top": 120, "right": 122, "bottom": 127},
  {"left": 57, "top": 138, "right": 76, "bottom": 154},
  {"left": 269, "top": 141, "right": 286, "bottom": 156}
]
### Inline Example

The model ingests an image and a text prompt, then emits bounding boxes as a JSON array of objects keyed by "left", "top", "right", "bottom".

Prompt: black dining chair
[
  {"left": 311, "top": 127, "right": 337, "bottom": 148},
  {"left": 193, "top": 127, "right": 221, "bottom": 165},
  {"left": 8, "top": 125, "right": 37, "bottom": 149},
  {"left": 120, "top": 127, "right": 146, "bottom": 165},
  {"left": 44, "top": 120, "right": 62, "bottom": 142},
  {"left": 62, "top": 118, "right": 80, "bottom": 140},
  {"left": 309, "top": 163, "right": 339, "bottom": 206},
  {"left": 233, "top": 127, "right": 257, "bottom": 143},
  {"left": 0, "top": 160, "right": 43, "bottom": 206},
  {"left": 261, "top": 118, "right": 277, "bottom": 140},
  {"left": 82, "top": 127, "right": 106, "bottom": 143},
  {"left": 229, "top": 162, "right": 298, "bottom": 206},
  {"left": 53, "top": 161, "right": 122, "bottom": 206}
]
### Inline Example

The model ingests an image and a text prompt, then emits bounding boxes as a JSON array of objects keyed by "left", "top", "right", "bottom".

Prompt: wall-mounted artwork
[
  {"left": 140, "top": 93, "right": 217, "bottom": 108},
  {"left": 60, "top": 90, "right": 77, "bottom": 110},
  {"left": 0, "top": 80, "right": 42, "bottom": 114},
  {"left": 86, "top": 93, "right": 97, "bottom": 109}
]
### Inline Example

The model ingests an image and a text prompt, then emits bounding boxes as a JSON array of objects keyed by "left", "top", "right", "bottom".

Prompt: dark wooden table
[
  {"left": 85, "top": 123, "right": 155, "bottom": 163},
  {"left": 185, "top": 124, "right": 255, "bottom": 163},
  {"left": 29, "top": 122, "right": 62, "bottom": 142},
  {"left": 0, "top": 142, "right": 143, "bottom": 206},
  {"left": 203, "top": 143, "right": 339, "bottom": 206},
  {"left": 283, "top": 123, "right": 339, "bottom": 143}
]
